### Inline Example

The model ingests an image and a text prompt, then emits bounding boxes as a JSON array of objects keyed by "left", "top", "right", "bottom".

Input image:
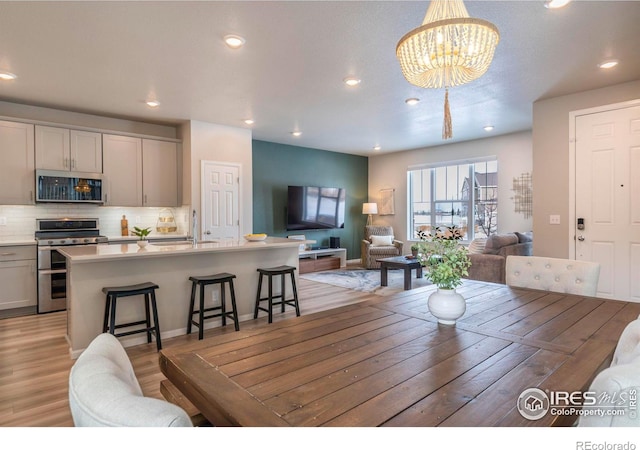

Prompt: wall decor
[
  {"left": 379, "top": 188, "right": 395, "bottom": 215},
  {"left": 511, "top": 172, "right": 532, "bottom": 219}
]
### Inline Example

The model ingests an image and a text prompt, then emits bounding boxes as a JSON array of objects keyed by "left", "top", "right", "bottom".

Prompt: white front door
[
  {"left": 575, "top": 104, "right": 640, "bottom": 301},
  {"left": 201, "top": 161, "right": 240, "bottom": 241}
]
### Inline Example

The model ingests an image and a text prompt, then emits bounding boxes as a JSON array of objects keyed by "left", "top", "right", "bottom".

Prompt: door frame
[
  {"left": 568, "top": 98, "right": 640, "bottom": 259},
  {"left": 200, "top": 160, "right": 242, "bottom": 240}
]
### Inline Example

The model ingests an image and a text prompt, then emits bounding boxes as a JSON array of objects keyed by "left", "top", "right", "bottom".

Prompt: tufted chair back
[
  {"left": 505, "top": 256, "right": 600, "bottom": 296},
  {"left": 69, "top": 333, "right": 192, "bottom": 427}
]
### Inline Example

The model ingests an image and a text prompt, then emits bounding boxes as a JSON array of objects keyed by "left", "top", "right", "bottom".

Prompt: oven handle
[{"left": 38, "top": 269, "right": 67, "bottom": 275}]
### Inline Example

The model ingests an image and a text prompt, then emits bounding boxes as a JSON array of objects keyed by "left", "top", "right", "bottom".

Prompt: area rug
[{"left": 300, "top": 268, "right": 432, "bottom": 296}]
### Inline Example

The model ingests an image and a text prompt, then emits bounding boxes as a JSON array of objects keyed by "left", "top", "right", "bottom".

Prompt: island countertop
[
  {"left": 62, "top": 236, "right": 315, "bottom": 358},
  {"left": 58, "top": 237, "right": 312, "bottom": 263}
]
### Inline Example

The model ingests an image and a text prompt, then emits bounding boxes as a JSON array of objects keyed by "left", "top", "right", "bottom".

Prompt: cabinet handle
[
  {"left": 144, "top": 194, "right": 147, "bottom": 204},
  {"left": 64, "top": 157, "right": 69, "bottom": 169},
  {"left": 1, "top": 252, "right": 17, "bottom": 256},
  {"left": 71, "top": 158, "right": 76, "bottom": 169}
]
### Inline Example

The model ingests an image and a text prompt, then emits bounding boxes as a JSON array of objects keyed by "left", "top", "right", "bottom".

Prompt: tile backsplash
[{"left": 0, "top": 204, "right": 191, "bottom": 240}]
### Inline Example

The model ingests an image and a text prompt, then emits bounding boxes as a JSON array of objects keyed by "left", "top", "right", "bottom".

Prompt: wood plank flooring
[{"left": 0, "top": 277, "right": 373, "bottom": 427}]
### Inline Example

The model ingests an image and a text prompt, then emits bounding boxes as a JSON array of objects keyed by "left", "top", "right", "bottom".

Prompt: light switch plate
[
  {"left": 0, "top": 216, "right": 6, "bottom": 226},
  {"left": 549, "top": 215, "right": 561, "bottom": 225}
]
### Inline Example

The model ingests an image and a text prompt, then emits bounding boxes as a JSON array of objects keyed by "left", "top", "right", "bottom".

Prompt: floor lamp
[{"left": 362, "top": 203, "right": 378, "bottom": 226}]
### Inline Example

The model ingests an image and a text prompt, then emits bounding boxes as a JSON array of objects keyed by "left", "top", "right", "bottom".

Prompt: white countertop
[
  {"left": 0, "top": 239, "right": 36, "bottom": 247},
  {"left": 59, "top": 237, "right": 315, "bottom": 263}
]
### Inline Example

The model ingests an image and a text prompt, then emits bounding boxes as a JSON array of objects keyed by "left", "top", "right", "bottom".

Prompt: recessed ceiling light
[
  {"left": 598, "top": 60, "right": 619, "bottom": 69},
  {"left": 484, "top": 125, "right": 494, "bottom": 132},
  {"left": 145, "top": 100, "right": 160, "bottom": 108},
  {"left": 373, "top": 145, "right": 381, "bottom": 151},
  {"left": 243, "top": 119, "right": 254, "bottom": 125},
  {"left": 405, "top": 98, "right": 420, "bottom": 106},
  {"left": 544, "top": 0, "right": 571, "bottom": 9},
  {"left": 291, "top": 131, "right": 302, "bottom": 137},
  {"left": 0, "top": 71, "right": 17, "bottom": 81},
  {"left": 224, "top": 35, "right": 245, "bottom": 49},
  {"left": 343, "top": 77, "right": 361, "bottom": 87}
]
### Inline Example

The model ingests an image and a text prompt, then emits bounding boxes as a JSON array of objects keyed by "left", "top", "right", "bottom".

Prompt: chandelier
[{"left": 396, "top": 0, "right": 499, "bottom": 139}]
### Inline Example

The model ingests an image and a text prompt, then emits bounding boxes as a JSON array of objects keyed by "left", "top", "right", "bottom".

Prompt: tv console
[{"left": 298, "top": 248, "right": 347, "bottom": 274}]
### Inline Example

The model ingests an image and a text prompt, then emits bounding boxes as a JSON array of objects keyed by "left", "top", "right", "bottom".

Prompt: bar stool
[
  {"left": 102, "top": 281, "right": 162, "bottom": 351},
  {"left": 254, "top": 265, "right": 300, "bottom": 323},
  {"left": 187, "top": 273, "right": 239, "bottom": 340}
]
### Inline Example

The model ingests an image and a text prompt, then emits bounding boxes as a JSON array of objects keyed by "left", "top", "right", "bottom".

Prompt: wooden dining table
[{"left": 158, "top": 279, "right": 640, "bottom": 427}]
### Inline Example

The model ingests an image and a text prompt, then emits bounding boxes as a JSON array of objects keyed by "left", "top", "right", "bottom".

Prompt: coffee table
[{"left": 376, "top": 256, "right": 423, "bottom": 290}]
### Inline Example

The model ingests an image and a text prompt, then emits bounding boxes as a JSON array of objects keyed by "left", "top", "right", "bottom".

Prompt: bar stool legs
[
  {"left": 187, "top": 273, "right": 240, "bottom": 340},
  {"left": 102, "top": 281, "right": 162, "bottom": 351},
  {"left": 254, "top": 265, "right": 300, "bottom": 323}
]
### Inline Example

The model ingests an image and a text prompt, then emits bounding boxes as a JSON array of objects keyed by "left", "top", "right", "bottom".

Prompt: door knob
[
  {"left": 577, "top": 235, "right": 585, "bottom": 241},
  {"left": 205, "top": 230, "right": 212, "bottom": 235}
]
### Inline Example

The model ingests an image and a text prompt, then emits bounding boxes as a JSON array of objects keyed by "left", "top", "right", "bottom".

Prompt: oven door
[
  {"left": 37, "top": 268, "right": 66, "bottom": 313},
  {"left": 37, "top": 246, "right": 67, "bottom": 313}
]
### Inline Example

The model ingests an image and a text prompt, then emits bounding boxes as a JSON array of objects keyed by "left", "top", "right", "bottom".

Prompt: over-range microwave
[{"left": 36, "top": 170, "right": 104, "bottom": 204}]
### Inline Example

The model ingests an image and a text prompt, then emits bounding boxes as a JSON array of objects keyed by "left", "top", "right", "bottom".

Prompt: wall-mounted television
[{"left": 287, "top": 185, "right": 346, "bottom": 231}]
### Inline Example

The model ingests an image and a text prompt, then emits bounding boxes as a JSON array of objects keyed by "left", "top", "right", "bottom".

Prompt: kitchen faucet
[{"left": 191, "top": 210, "right": 197, "bottom": 245}]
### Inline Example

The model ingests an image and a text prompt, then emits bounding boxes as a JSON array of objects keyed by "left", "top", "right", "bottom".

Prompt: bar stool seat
[
  {"left": 253, "top": 265, "right": 300, "bottom": 323},
  {"left": 187, "top": 273, "right": 239, "bottom": 340},
  {"left": 102, "top": 281, "right": 162, "bottom": 351}
]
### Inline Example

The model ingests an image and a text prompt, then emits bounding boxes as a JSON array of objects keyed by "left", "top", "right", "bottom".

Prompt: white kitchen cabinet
[
  {"left": 142, "top": 139, "right": 178, "bottom": 207},
  {"left": 35, "top": 125, "right": 102, "bottom": 172},
  {"left": 0, "top": 245, "right": 37, "bottom": 311},
  {"left": 0, "top": 120, "right": 35, "bottom": 205},
  {"left": 102, "top": 134, "right": 143, "bottom": 206}
]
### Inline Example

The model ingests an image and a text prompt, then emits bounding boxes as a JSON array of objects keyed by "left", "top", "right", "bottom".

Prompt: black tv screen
[{"left": 287, "top": 185, "right": 346, "bottom": 231}]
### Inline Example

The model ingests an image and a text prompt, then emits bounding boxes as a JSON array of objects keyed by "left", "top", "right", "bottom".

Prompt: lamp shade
[{"left": 362, "top": 203, "right": 378, "bottom": 215}]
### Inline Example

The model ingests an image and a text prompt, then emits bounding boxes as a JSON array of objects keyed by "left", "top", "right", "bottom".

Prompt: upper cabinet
[
  {"left": 35, "top": 125, "right": 102, "bottom": 173},
  {"left": 102, "top": 134, "right": 178, "bottom": 207},
  {"left": 0, "top": 120, "right": 35, "bottom": 205},
  {"left": 102, "top": 134, "right": 143, "bottom": 206},
  {"left": 142, "top": 139, "right": 178, "bottom": 207}
]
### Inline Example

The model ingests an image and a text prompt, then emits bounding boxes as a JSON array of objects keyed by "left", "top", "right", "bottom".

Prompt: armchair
[{"left": 361, "top": 225, "right": 403, "bottom": 269}]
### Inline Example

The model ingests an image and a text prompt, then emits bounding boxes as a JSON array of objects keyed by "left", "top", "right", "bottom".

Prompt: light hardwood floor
[{"left": 0, "top": 278, "right": 375, "bottom": 427}]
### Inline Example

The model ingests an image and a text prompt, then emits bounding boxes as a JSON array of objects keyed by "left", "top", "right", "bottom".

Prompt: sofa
[{"left": 465, "top": 232, "right": 533, "bottom": 284}]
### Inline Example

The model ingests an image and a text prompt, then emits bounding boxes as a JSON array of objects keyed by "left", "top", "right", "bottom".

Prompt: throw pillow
[
  {"left": 483, "top": 234, "right": 518, "bottom": 255},
  {"left": 371, "top": 235, "right": 393, "bottom": 246},
  {"left": 515, "top": 231, "right": 533, "bottom": 243},
  {"left": 467, "top": 238, "right": 487, "bottom": 254}
]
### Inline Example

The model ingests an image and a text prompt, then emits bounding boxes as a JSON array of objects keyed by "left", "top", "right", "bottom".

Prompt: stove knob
[
  {"left": 60, "top": 240, "right": 66, "bottom": 245},
  {"left": 48, "top": 240, "right": 53, "bottom": 245},
  {"left": 72, "top": 239, "right": 77, "bottom": 244},
  {"left": 84, "top": 238, "right": 90, "bottom": 243}
]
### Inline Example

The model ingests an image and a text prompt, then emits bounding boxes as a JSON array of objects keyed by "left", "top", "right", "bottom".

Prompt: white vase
[
  {"left": 137, "top": 240, "right": 148, "bottom": 248},
  {"left": 427, "top": 288, "right": 466, "bottom": 325}
]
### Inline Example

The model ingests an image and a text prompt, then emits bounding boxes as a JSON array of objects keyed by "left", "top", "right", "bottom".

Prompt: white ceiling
[{"left": 0, "top": 1, "right": 638, "bottom": 156}]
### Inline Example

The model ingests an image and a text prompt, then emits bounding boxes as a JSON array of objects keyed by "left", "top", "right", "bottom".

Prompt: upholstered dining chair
[
  {"left": 68, "top": 333, "right": 192, "bottom": 427},
  {"left": 361, "top": 225, "right": 403, "bottom": 269},
  {"left": 611, "top": 315, "right": 640, "bottom": 367},
  {"left": 505, "top": 255, "right": 600, "bottom": 296}
]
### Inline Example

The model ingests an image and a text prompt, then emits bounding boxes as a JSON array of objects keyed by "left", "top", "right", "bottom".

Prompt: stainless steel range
[{"left": 35, "top": 218, "right": 108, "bottom": 313}]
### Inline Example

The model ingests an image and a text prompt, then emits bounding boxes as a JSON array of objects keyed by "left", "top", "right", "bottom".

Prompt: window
[{"left": 408, "top": 159, "right": 498, "bottom": 241}]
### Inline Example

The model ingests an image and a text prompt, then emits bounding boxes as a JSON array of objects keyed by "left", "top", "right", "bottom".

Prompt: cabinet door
[
  {"left": 142, "top": 139, "right": 178, "bottom": 206},
  {"left": 35, "top": 125, "right": 70, "bottom": 170},
  {"left": 0, "top": 259, "right": 37, "bottom": 310},
  {"left": 102, "top": 134, "right": 142, "bottom": 206},
  {"left": 0, "top": 121, "right": 35, "bottom": 204},
  {"left": 70, "top": 130, "right": 102, "bottom": 172}
]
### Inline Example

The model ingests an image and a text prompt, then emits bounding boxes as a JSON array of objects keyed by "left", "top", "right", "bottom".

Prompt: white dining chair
[
  {"left": 68, "top": 333, "right": 192, "bottom": 427},
  {"left": 505, "top": 255, "right": 600, "bottom": 296}
]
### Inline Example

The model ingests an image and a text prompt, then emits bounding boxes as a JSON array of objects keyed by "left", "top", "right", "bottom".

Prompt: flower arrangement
[{"left": 415, "top": 226, "right": 471, "bottom": 290}]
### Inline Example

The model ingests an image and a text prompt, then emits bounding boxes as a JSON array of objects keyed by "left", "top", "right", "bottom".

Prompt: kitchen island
[{"left": 60, "top": 237, "right": 313, "bottom": 358}]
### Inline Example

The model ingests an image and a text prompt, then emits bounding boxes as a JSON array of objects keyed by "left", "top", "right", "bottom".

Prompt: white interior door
[
  {"left": 201, "top": 161, "right": 240, "bottom": 241},
  {"left": 575, "top": 104, "right": 640, "bottom": 301}
]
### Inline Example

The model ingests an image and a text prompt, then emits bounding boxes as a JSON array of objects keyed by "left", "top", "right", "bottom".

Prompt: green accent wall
[{"left": 252, "top": 140, "right": 368, "bottom": 260}]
